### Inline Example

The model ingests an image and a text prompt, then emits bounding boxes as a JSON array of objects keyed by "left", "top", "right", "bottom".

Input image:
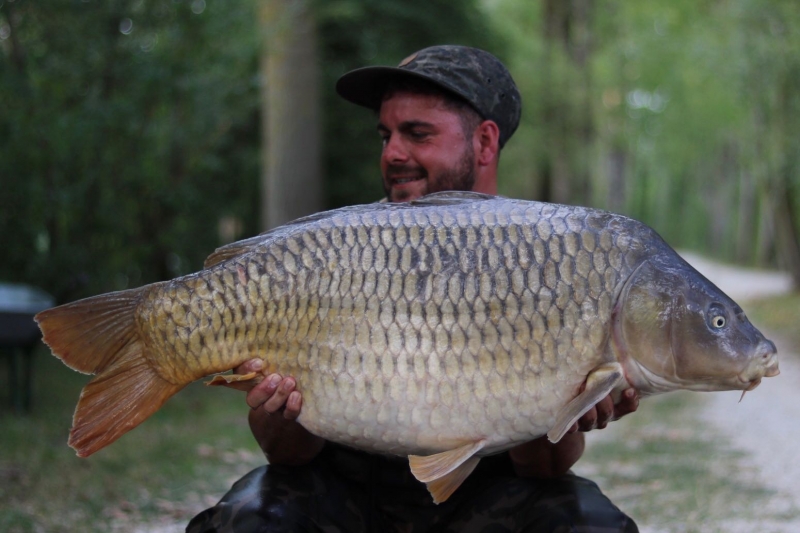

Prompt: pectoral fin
[
  {"left": 205, "top": 372, "right": 264, "bottom": 391},
  {"left": 547, "top": 363, "right": 624, "bottom": 443},
  {"left": 408, "top": 440, "right": 486, "bottom": 504}
]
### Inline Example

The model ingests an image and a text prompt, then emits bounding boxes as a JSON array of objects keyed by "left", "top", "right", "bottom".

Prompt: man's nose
[{"left": 382, "top": 135, "right": 409, "bottom": 164}]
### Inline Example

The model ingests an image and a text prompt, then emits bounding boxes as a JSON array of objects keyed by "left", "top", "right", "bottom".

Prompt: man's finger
[
  {"left": 246, "top": 373, "right": 282, "bottom": 410},
  {"left": 263, "top": 377, "right": 296, "bottom": 413},
  {"left": 577, "top": 407, "right": 597, "bottom": 432},
  {"left": 284, "top": 391, "right": 302, "bottom": 420},
  {"left": 613, "top": 388, "right": 640, "bottom": 419},
  {"left": 235, "top": 358, "right": 264, "bottom": 376},
  {"left": 594, "top": 395, "right": 614, "bottom": 429}
]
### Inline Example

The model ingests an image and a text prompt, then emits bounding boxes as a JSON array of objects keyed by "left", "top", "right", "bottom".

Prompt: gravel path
[
  {"left": 680, "top": 252, "right": 799, "bottom": 531},
  {"left": 678, "top": 251, "right": 793, "bottom": 301},
  {"left": 579, "top": 252, "right": 796, "bottom": 532}
]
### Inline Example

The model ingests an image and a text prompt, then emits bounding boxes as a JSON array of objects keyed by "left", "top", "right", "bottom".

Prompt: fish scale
[
  {"left": 134, "top": 195, "right": 633, "bottom": 456},
  {"left": 35, "top": 192, "right": 779, "bottom": 504}
]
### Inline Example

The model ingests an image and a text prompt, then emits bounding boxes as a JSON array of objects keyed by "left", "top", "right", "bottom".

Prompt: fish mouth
[
  {"left": 736, "top": 341, "right": 780, "bottom": 388},
  {"left": 756, "top": 340, "right": 780, "bottom": 378},
  {"left": 764, "top": 361, "right": 781, "bottom": 377},
  {"left": 740, "top": 377, "right": 762, "bottom": 391}
]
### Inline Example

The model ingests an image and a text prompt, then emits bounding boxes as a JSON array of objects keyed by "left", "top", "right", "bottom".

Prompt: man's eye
[{"left": 410, "top": 131, "right": 429, "bottom": 141}]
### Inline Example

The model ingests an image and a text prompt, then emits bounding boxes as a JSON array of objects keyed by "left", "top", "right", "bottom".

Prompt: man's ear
[{"left": 474, "top": 120, "right": 500, "bottom": 167}]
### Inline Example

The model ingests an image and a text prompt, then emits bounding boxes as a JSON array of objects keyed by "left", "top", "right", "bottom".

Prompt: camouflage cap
[{"left": 336, "top": 45, "right": 522, "bottom": 148}]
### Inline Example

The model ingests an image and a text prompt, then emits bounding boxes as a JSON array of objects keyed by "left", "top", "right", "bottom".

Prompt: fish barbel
[{"left": 36, "top": 192, "right": 779, "bottom": 503}]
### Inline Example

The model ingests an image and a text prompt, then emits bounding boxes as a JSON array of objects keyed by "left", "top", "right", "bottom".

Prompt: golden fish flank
[{"left": 36, "top": 192, "right": 779, "bottom": 505}]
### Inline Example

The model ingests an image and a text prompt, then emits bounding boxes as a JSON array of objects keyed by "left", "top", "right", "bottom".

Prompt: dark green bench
[{"left": 0, "top": 283, "right": 54, "bottom": 413}]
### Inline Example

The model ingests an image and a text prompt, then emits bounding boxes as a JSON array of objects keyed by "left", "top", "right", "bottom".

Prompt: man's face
[{"left": 378, "top": 92, "right": 476, "bottom": 202}]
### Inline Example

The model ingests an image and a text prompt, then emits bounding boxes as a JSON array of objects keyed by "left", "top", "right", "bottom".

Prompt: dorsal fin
[
  {"left": 202, "top": 203, "right": 393, "bottom": 269},
  {"left": 203, "top": 193, "right": 500, "bottom": 268},
  {"left": 409, "top": 191, "right": 498, "bottom": 207},
  {"left": 203, "top": 235, "right": 269, "bottom": 269}
]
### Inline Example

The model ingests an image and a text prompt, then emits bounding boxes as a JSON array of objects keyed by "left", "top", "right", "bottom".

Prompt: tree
[
  {"left": 0, "top": 0, "right": 261, "bottom": 301},
  {"left": 0, "top": 0, "right": 500, "bottom": 301},
  {"left": 260, "top": 0, "right": 323, "bottom": 230},
  {"left": 488, "top": 0, "right": 800, "bottom": 288}
]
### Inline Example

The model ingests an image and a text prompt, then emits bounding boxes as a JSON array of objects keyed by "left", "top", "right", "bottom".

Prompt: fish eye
[{"left": 707, "top": 304, "right": 728, "bottom": 330}]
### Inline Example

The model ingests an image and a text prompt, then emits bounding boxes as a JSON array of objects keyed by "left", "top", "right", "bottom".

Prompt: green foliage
[
  {"left": 488, "top": 0, "right": 800, "bottom": 279},
  {"left": 0, "top": 0, "right": 261, "bottom": 301},
  {"left": 2, "top": 0, "right": 798, "bottom": 301},
  {"left": 0, "top": 0, "right": 499, "bottom": 302}
]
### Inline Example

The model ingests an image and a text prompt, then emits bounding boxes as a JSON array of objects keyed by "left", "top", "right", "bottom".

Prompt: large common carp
[{"left": 36, "top": 192, "right": 779, "bottom": 503}]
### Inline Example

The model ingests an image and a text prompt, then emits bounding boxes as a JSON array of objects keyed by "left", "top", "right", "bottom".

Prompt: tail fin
[{"left": 35, "top": 287, "right": 184, "bottom": 457}]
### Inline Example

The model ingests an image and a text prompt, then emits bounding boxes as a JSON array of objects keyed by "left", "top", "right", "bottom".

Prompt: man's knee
[
  {"left": 519, "top": 474, "right": 639, "bottom": 533},
  {"left": 447, "top": 472, "right": 638, "bottom": 533},
  {"left": 185, "top": 465, "right": 320, "bottom": 533}
]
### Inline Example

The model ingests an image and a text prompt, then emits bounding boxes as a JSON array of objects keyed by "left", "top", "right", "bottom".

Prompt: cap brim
[{"left": 335, "top": 66, "right": 463, "bottom": 111}]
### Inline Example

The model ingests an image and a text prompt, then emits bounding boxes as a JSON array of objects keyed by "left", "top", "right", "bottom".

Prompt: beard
[{"left": 383, "top": 142, "right": 476, "bottom": 202}]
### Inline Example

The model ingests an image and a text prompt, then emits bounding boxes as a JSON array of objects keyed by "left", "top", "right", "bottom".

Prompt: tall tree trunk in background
[
  {"left": 259, "top": 0, "right": 322, "bottom": 231},
  {"left": 708, "top": 143, "right": 737, "bottom": 257},
  {"left": 735, "top": 167, "right": 756, "bottom": 264},
  {"left": 754, "top": 64, "right": 800, "bottom": 288},
  {"left": 540, "top": 0, "right": 595, "bottom": 205},
  {"left": 772, "top": 70, "right": 800, "bottom": 286},
  {"left": 771, "top": 183, "right": 800, "bottom": 286}
]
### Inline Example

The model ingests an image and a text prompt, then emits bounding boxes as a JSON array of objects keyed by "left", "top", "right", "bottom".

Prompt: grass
[
  {"left": 0, "top": 346, "right": 264, "bottom": 533},
  {"left": 741, "top": 293, "right": 800, "bottom": 350}
]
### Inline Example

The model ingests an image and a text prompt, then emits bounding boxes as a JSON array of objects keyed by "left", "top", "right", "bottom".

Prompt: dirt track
[
  {"left": 683, "top": 252, "right": 798, "bottom": 532},
  {"left": 584, "top": 252, "right": 798, "bottom": 533}
]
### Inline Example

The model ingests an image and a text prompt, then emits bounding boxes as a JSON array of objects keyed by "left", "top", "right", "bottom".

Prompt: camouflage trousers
[{"left": 186, "top": 443, "right": 638, "bottom": 533}]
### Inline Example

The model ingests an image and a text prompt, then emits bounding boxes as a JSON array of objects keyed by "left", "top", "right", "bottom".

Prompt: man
[{"left": 188, "top": 45, "right": 640, "bottom": 532}]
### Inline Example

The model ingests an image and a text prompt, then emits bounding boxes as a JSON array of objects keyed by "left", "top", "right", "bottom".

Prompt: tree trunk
[
  {"left": 259, "top": 0, "right": 323, "bottom": 231},
  {"left": 540, "top": 0, "right": 595, "bottom": 206},
  {"left": 768, "top": 67, "right": 800, "bottom": 288},
  {"left": 767, "top": 178, "right": 800, "bottom": 288}
]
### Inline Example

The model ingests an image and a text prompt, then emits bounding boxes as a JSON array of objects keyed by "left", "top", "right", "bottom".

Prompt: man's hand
[
  {"left": 243, "top": 361, "right": 303, "bottom": 419},
  {"left": 510, "top": 432, "right": 585, "bottom": 478},
  {"left": 236, "top": 359, "right": 325, "bottom": 466},
  {"left": 510, "top": 388, "right": 639, "bottom": 478},
  {"left": 569, "top": 387, "right": 639, "bottom": 433}
]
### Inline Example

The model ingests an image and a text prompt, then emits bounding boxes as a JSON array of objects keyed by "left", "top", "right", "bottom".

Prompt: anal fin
[
  {"left": 547, "top": 362, "right": 624, "bottom": 443},
  {"left": 409, "top": 440, "right": 486, "bottom": 504},
  {"left": 206, "top": 372, "right": 263, "bottom": 392}
]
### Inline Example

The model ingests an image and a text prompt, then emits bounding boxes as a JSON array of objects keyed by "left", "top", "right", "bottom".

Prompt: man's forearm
[
  {"left": 508, "top": 433, "right": 585, "bottom": 478},
  {"left": 248, "top": 409, "right": 325, "bottom": 466}
]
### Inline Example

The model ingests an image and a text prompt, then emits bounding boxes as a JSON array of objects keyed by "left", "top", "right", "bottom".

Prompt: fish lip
[
  {"left": 746, "top": 343, "right": 780, "bottom": 380},
  {"left": 742, "top": 378, "right": 761, "bottom": 391},
  {"left": 761, "top": 345, "right": 780, "bottom": 377}
]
